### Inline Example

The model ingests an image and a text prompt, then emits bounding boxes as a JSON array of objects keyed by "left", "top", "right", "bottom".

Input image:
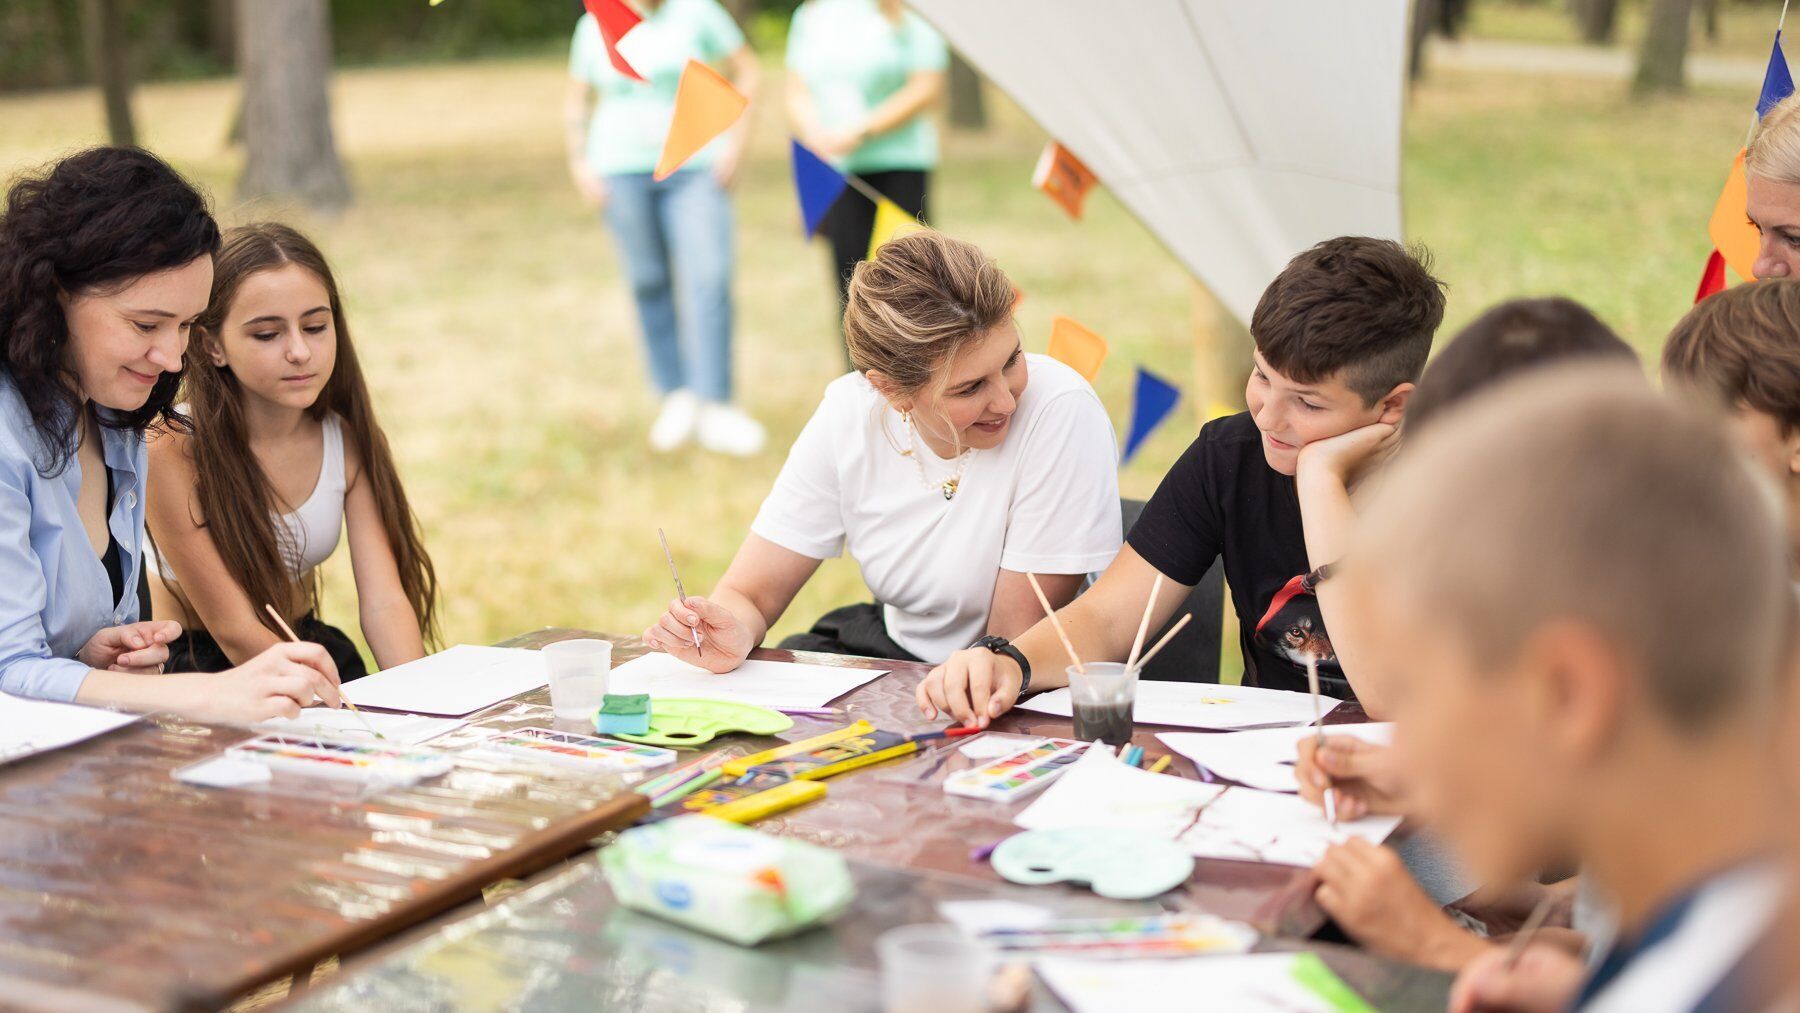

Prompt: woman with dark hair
[
  {"left": 0, "top": 146, "right": 340, "bottom": 721},
  {"left": 148, "top": 223, "right": 439, "bottom": 678}
]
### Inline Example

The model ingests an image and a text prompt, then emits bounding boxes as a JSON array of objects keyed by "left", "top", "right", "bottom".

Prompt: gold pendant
[{"left": 943, "top": 479, "right": 958, "bottom": 500}]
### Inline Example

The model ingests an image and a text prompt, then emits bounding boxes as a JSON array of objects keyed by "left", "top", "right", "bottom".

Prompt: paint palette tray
[{"left": 943, "top": 737, "right": 1089, "bottom": 803}]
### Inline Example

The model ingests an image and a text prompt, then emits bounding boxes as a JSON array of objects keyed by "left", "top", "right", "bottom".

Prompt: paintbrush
[
  {"left": 658, "top": 528, "right": 704, "bottom": 651},
  {"left": 1504, "top": 895, "right": 1557, "bottom": 968},
  {"left": 1306, "top": 653, "right": 1336, "bottom": 826},
  {"left": 1026, "top": 572, "right": 1084, "bottom": 673},
  {"left": 264, "top": 603, "right": 385, "bottom": 741},
  {"left": 1132, "top": 613, "right": 1192, "bottom": 670}
]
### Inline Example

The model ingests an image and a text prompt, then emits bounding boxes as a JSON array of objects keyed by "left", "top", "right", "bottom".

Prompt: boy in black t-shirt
[{"left": 919, "top": 236, "right": 1445, "bottom": 723}]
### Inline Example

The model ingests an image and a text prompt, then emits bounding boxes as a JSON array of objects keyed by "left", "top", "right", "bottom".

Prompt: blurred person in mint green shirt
[
  {"left": 565, "top": 0, "right": 766, "bottom": 457},
  {"left": 786, "top": 0, "right": 947, "bottom": 351}
]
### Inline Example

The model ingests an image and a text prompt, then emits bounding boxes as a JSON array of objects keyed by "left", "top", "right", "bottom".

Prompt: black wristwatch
[{"left": 972, "top": 635, "right": 1032, "bottom": 696}]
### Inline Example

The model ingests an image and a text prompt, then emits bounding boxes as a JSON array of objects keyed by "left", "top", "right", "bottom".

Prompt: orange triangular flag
[
  {"left": 653, "top": 60, "right": 748, "bottom": 182},
  {"left": 1708, "top": 150, "right": 1760, "bottom": 283},
  {"left": 1047, "top": 316, "right": 1108, "bottom": 381},
  {"left": 1696, "top": 248, "right": 1729, "bottom": 302},
  {"left": 1033, "top": 141, "right": 1098, "bottom": 220}
]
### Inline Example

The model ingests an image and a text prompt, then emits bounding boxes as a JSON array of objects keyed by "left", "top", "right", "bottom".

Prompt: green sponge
[{"left": 598, "top": 693, "right": 652, "bottom": 735}]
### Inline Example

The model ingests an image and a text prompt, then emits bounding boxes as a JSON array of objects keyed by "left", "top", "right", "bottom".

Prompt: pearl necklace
[{"left": 900, "top": 413, "right": 974, "bottom": 500}]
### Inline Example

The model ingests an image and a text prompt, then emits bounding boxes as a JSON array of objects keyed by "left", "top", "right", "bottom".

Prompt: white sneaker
[
  {"left": 649, "top": 390, "right": 699, "bottom": 452},
  {"left": 697, "top": 402, "right": 766, "bottom": 457}
]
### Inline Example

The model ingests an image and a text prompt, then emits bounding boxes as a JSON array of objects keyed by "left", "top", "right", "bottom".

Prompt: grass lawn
[
  {"left": 0, "top": 41, "right": 1758, "bottom": 683},
  {"left": 1471, "top": 0, "right": 1788, "bottom": 60}
]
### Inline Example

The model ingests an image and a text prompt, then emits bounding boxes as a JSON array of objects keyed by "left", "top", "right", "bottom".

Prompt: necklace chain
[{"left": 900, "top": 413, "right": 974, "bottom": 500}]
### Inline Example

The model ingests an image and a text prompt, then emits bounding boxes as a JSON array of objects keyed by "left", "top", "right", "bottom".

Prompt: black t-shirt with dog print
[{"left": 1126, "top": 411, "right": 1350, "bottom": 698}]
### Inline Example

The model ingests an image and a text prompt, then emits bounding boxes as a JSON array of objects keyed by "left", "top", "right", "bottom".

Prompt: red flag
[
  {"left": 584, "top": 0, "right": 645, "bottom": 83},
  {"left": 1695, "top": 248, "right": 1728, "bottom": 303}
]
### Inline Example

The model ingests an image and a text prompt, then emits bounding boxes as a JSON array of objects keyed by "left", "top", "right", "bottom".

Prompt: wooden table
[
  {"left": 285, "top": 851, "right": 1451, "bottom": 1012},
  {"left": 0, "top": 711, "right": 645, "bottom": 1012},
  {"left": 496, "top": 629, "right": 1364, "bottom": 938}
]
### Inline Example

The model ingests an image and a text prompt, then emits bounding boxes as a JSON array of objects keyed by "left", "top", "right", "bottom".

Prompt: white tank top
[
  {"left": 150, "top": 413, "right": 347, "bottom": 582},
  {"left": 278, "top": 413, "right": 347, "bottom": 576}
]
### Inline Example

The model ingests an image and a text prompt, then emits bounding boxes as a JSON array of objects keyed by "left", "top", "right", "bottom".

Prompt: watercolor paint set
[
  {"left": 943, "top": 737, "right": 1090, "bottom": 803},
  {"left": 975, "top": 913, "right": 1257, "bottom": 958},
  {"left": 485, "top": 726, "right": 677, "bottom": 773},
  {"left": 224, "top": 733, "right": 455, "bottom": 786}
]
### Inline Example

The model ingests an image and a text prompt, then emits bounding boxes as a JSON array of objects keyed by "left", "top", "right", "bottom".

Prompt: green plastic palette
[
  {"left": 601, "top": 698, "right": 793, "bottom": 747},
  {"left": 992, "top": 828, "right": 1195, "bottom": 900}
]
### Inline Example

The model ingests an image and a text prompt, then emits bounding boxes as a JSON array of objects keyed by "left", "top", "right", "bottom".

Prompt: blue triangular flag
[
  {"left": 792, "top": 139, "right": 850, "bottom": 236},
  {"left": 1758, "top": 31, "right": 1794, "bottom": 118},
  {"left": 1122, "top": 367, "right": 1181, "bottom": 464}
]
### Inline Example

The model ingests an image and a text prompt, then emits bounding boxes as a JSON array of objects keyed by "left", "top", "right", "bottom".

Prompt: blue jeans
[{"left": 603, "top": 170, "right": 735, "bottom": 402}]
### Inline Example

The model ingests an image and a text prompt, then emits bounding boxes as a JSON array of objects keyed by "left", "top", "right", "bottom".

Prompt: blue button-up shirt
[{"left": 0, "top": 378, "right": 145, "bottom": 701}]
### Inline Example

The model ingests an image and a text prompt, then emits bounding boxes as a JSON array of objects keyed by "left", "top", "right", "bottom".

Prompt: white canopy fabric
[{"left": 908, "top": 0, "right": 1410, "bottom": 325}]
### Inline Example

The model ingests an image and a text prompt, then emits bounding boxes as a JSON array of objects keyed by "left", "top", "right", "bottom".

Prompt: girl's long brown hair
[{"left": 181, "top": 223, "right": 439, "bottom": 644}]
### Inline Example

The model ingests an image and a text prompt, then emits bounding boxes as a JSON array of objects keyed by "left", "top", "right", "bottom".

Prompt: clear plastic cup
[
  {"left": 1068, "top": 662, "right": 1138, "bottom": 747},
  {"left": 543, "top": 639, "right": 611, "bottom": 722},
  {"left": 877, "top": 924, "right": 995, "bottom": 1013}
]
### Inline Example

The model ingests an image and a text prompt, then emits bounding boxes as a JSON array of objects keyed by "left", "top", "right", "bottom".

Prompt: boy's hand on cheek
[{"left": 1295, "top": 422, "right": 1399, "bottom": 485}]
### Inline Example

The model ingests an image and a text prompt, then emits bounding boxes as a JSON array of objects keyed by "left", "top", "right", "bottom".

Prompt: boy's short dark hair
[
  {"left": 1407, "top": 297, "right": 1639, "bottom": 435},
  {"left": 1251, "top": 236, "right": 1448, "bottom": 406},
  {"left": 1663, "top": 280, "right": 1800, "bottom": 435}
]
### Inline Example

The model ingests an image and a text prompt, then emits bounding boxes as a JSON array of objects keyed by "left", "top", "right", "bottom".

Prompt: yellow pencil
[{"left": 1147, "top": 754, "right": 1173, "bottom": 774}]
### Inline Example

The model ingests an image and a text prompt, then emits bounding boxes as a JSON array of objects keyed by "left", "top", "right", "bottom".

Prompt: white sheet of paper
[
  {"left": 1016, "top": 680, "right": 1341, "bottom": 730},
  {"left": 259, "top": 708, "right": 466, "bottom": 746},
  {"left": 1035, "top": 954, "right": 1345, "bottom": 1013},
  {"left": 1014, "top": 747, "right": 1225, "bottom": 838},
  {"left": 341, "top": 645, "right": 548, "bottom": 717},
  {"left": 1182, "top": 787, "right": 1402, "bottom": 867},
  {"left": 0, "top": 693, "right": 138, "bottom": 764},
  {"left": 606, "top": 653, "right": 889, "bottom": 710},
  {"left": 1157, "top": 723, "right": 1394, "bottom": 793},
  {"left": 174, "top": 754, "right": 273, "bottom": 789}
]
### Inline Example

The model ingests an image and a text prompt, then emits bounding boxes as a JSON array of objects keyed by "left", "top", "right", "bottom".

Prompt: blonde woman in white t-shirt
[{"left": 644, "top": 231, "right": 1122, "bottom": 669}]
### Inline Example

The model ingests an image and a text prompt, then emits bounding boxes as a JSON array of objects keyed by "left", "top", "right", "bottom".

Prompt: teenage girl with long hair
[{"left": 148, "top": 223, "right": 438, "bottom": 678}]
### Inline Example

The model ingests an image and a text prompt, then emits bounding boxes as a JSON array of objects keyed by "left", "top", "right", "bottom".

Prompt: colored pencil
[
  {"left": 1026, "top": 572, "right": 1084, "bottom": 674},
  {"left": 1504, "top": 895, "right": 1556, "bottom": 969},
  {"left": 658, "top": 528, "right": 704, "bottom": 651},
  {"left": 907, "top": 726, "right": 984, "bottom": 742},
  {"left": 1305, "top": 653, "right": 1337, "bottom": 826},
  {"left": 651, "top": 768, "right": 722, "bottom": 807},
  {"left": 1125, "top": 574, "right": 1164, "bottom": 672},
  {"left": 265, "top": 603, "right": 384, "bottom": 741},
  {"left": 1147, "top": 754, "right": 1173, "bottom": 774},
  {"left": 1132, "top": 613, "right": 1192, "bottom": 670}
]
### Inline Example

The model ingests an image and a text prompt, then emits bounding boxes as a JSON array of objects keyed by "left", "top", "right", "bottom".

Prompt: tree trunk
[
  {"left": 948, "top": 51, "right": 987, "bottom": 130},
  {"left": 1409, "top": 0, "right": 1441, "bottom": 84},
  {"left": 1701, "top": 0, "right": 1720, "bottom": 42},
  {"left": 1572, "top": 0, "right": 1620, "bottom": 45},
  {"left": 1634, "top": 0, "right": 1697, "bottom": 95},
  {"left": 236, "top": 0, "right": 351, "bottom": 212},
  {"left": 81, "top": 0, "right": 136, "bottom": 147},
  {"left": 208, "top": 0, "right": 236, "bottom": 69}
]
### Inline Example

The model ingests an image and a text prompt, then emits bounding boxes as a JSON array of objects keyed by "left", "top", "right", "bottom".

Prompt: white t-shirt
[{"left": 752, "top": 354, "right": 1123, "bottom": 662}]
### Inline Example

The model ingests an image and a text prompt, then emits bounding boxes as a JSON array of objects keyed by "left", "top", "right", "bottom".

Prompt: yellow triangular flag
[
  {"left": 867, "top": 197, "right": 926, "bottom": 260},
  {"left": 1047, "top": 316, "right": 1108, "bottom": 382},
  {"left": 1709, "top": 149, "right": 1760, "bottom": 283},
  {"left": 653, "top": 60, "right": 748, "bottom": 182}
]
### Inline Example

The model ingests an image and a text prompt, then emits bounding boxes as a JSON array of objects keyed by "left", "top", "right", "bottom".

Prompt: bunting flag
[
  {"left": 867, "top": 197, "right": 927, "bottom": 260},
  {"left": 1702, "top": 25, "right": 1793, "bottom": 293},
  {"left": 654, "top": 61, "right": 748, "bottom": 181},
  {"left": 1695, "top": 249, "right": 1729, "bottom": 302},
  {"left": 1033, "top": 141, "right": 1099, "bottom": 220},
  {"left": 1122, "top": 367, "right": 1181, "bottom": 464},
  {"left": 791, "top": 140, "right": 849, "bottom": 236},
  {"left": 585, "top": 0, "right": 646, "bottom": 83},
  {"left": 1709, "top": 150, "right": 1760, "bottom": 283},
  {"left": 1760, "top": 31, "right": 1796, "bottom": 117},
  {"left": 1047, "top": 316, "right": 1109, "bottom": 382}
]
